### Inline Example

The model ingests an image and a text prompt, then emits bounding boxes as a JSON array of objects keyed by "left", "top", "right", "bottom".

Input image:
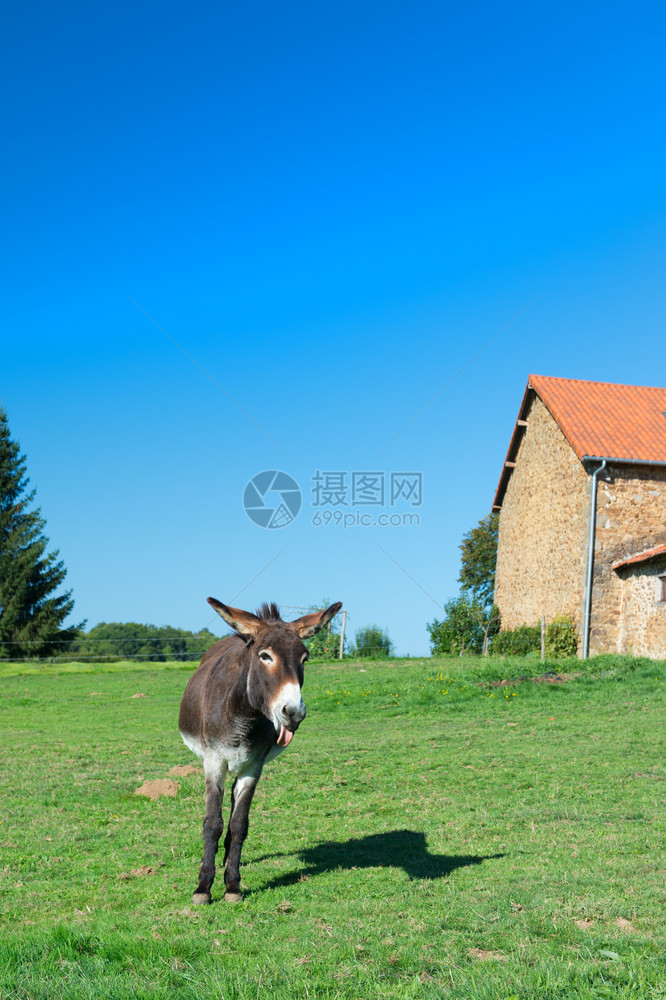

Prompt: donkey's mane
[{"left": 255, "top": 602, "right": 283, "bottom": 623}]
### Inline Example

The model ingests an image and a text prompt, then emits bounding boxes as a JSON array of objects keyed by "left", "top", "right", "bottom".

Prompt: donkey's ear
[
  {"left": 207, "top": 598, "right": 263, "bottom": 638},
  {"left": 290, "top": 601, "right": 343, "bottom": 639}
]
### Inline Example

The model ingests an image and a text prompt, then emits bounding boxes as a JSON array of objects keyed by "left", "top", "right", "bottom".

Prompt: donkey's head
[{"left": 207, "top": 598, "right": 343, "bottom": 746}]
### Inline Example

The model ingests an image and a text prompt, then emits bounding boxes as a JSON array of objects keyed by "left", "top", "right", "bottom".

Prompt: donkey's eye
[{"left": 259, "top": 651, "right": 273, "bottom": 663}]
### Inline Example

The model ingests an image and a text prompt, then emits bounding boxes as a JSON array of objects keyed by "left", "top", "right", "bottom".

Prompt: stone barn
[{"left": 492, "top": 375, "right": 666, "bottom": 657}]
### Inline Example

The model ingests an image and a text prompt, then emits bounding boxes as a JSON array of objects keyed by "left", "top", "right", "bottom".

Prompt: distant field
[{"left": 0, "top": 653, "right": 664, "bottom": 999}]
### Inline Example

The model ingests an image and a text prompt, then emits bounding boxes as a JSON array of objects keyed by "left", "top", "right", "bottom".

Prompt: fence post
[
  {"left": 338, "top": 610, "right": 347, "bottom": 659},
  {"left": 540, "top": 616, "right": 546, "bottom": 661}
]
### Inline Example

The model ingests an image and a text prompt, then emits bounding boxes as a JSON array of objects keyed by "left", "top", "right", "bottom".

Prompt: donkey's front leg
[
  {"left": 222, "top": 773, "right": 260, "bottom": 902},
  {"left": 193, "top": 762, "right": 227, "bottom": 905}
]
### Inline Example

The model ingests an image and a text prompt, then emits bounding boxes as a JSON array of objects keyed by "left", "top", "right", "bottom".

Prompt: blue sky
[{"left": 2, "top": 0, "right": 665, "bottom": 654}]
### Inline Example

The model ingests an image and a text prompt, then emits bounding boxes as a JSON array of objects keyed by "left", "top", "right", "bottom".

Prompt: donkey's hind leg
[{"left": 193, "top": 757, "right": 227, "bottom": 904}]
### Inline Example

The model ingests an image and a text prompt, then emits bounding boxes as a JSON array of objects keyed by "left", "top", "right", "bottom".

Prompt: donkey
[{"left": 179, "top": 597, "right": 342, "bottom": 904}]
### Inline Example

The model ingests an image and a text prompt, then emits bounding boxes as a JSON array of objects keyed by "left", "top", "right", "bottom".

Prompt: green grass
[{"left": 0, "top": 654, "right": 665, "bottom": 998}]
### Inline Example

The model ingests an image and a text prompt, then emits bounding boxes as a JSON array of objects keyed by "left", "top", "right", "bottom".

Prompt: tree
[
  {"left": 478, "top": 603, "right": 502, "bottom": 655},
  {"left": 0, "top": 409, "right": 83, "bottom": 658},
  {"left": 352, "top": 624, "right": 393, "bottom": 658},
  {"left": 67, "top": 623, "right": 220, "bottom": 662},
  {"left": 426, "top": 512, "right": 501, "bottom": 657},
  {"left": 458, "top": 511, "right": 499, "bottom": 609},
  {"left": 427, "top": 595, "right": 500, "bottom": 655}
]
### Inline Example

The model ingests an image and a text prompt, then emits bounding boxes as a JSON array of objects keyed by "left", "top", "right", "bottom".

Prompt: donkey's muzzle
[
  {"left": 272, "top": 682, "right": 306, "bottom": 743},
  {"left": 281, "top": 700, "right": 306, "bottom": 727}
]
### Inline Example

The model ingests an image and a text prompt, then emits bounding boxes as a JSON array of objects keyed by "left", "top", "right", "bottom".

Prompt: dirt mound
[
  {"left": 533, "top": 672, "right": 579, "bottom": 684},
  {"left": 485, "top": 671, "right": 580, "bottom": 688},
  {"left": 119, "top": 865, "right": 160, "bottom": 880},
  {"left": 468, "top": 948, "right": 507, "bottom": 962},
  {"left": 134, "top": 779, "right": 179, "bottom": 801}
]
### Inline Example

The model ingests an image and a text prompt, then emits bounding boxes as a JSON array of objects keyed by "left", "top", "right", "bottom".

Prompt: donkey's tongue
[{"left": 277, "top": 725, "right": 294, "bottom": 747}]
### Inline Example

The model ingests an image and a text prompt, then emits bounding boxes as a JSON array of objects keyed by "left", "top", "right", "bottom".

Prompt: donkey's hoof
[
  {"left": 192, "top": 892, "right": 212, "bottom": 905},
  {"left": 224, "top": 890, "right": 243, "bottom": 903}
]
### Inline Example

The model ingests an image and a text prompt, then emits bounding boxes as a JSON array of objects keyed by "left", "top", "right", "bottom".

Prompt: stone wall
[
  {"left": 494, "top": 395, "right": 589, "bottom": 636},
  {"left": 615, "top": 558, "right": 666, "bottom": 657},
  {"left": 590, "top": 465, "right": 666, "bottom": 653},
  {"left": 495, "top": 393, "right": 666, "bottom": 656}
]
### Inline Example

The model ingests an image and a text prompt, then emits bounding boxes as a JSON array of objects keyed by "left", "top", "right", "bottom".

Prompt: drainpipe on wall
[{"left": 582, "top": 459, "right": 607, "bottom": 660}]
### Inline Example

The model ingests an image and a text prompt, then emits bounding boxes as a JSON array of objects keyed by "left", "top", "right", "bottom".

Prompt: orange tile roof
[
  {"left": 529, "top": 374, "right": 666, "bottom": 463},
  {"left": 612, "top": 543, "right": 666, "bottom": 571},
  {"left": 492, "top": 374, "right": 666, "bottom": 510}
]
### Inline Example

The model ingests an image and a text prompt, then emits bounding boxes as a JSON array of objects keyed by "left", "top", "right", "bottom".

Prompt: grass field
[{"left": 0, "top": 652, "right": 665, "bottom": 999}]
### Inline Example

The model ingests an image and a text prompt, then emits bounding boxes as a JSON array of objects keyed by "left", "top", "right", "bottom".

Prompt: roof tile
[
  {"left": 612, "top": 543, "right": 666, "bottom": 571},
  {"left": 529, "top": 374, "right": 666, "bottom": 463}
]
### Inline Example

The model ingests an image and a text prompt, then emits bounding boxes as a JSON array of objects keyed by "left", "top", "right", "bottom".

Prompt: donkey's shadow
[{"left": 253, "top": 829, "right": 503, "bottom": 892}]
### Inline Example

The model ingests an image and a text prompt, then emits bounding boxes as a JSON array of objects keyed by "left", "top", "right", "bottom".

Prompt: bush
[
  {"left": 492, "top": 615, "right": 580, "bottom": 658},
  {"left": 305, "top": 600, "right": 343, "bottom": 659},
  {"left": 545, "top": 615, "right": 579, "bottom": 658},
  {"left": 492, "top": 623, "right": 541, "bottom": 656},
  {"left": 352, "top": 625, "right": 393, "bottom": 658},
  {"left": 307, "top": 627, "right": 342, "bottom": 659}
]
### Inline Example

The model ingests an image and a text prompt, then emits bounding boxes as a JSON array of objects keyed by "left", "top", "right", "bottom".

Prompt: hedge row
[{"left": 492, "top": 614, "right": 578, "bottom": 657}]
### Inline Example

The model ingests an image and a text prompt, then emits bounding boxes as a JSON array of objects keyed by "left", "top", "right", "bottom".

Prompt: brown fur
[{"left": 179, "top": 598, "right": 342, "bottom": 903}]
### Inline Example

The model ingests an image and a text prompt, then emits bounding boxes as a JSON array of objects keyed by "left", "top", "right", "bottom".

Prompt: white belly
[{"left": 179, "top": 728, "right": 284, "bottom": 778}]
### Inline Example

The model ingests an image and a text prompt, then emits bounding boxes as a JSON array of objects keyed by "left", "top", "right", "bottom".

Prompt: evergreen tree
[{"left": 0, "top": 409, "right": 83, "bottom": 658}]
